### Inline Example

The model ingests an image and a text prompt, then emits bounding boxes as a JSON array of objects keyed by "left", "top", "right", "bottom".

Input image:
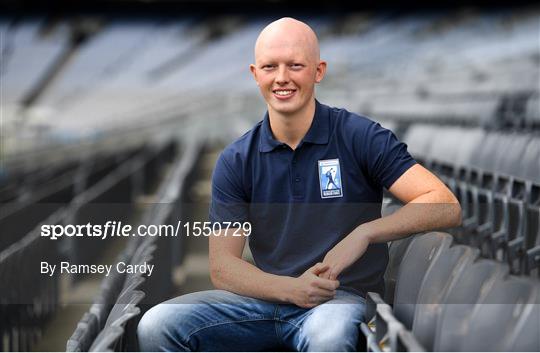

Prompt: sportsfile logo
[{"left": 40, "top": 221, "right": 252, "bottom": 240}]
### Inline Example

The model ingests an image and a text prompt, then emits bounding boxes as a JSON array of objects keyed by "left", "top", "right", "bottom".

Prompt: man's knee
[
  {"left": 138, "top": 304, "right": 169, "bottom": 351},
  {"left": 137, "top": 303, "right": 192, "bottom": 352},
  {"left": 301, "top": 320, "right": 359, "bottom": 351},
  {"left": 137, "top": 291, "right": 232, "bottom": 351},
  {"left": 298, "top": 300, "right": 365, "bottom": 352}
]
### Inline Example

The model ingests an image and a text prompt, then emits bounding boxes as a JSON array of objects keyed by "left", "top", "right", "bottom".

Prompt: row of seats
[
  {"left": 0, "top": 142, "right": 175, "bottom": 352},
  {"left": 404, "top": 125, "right": 539, "bottom": 184},
  {"left": 66, "top": 140, "right": 203, "bottom": 351},
  {"left": 61, "top": 144, "right": 175, "bottom": 278},
  {"left": 0, "top": 150, "right": 137, "bottom": 253},
  {"left": 2, "top": 10, "right": 537, "bottom": 154},
  {"left": 66, "top": 240, "right": 148, "bottom": 352},
  {"left": 445, "top": 168, "right": 540, "bottom": 275},
  {"left": 367, "top": 91, "right": 539, "bottom": 130},
  {"left": 403, "top": 125, "right": 540, "bottom": 275},
  {"left": 363, "top": 231, "right": 540, "bottom": 352},
  {"left": 0, "top": 211, "right": 61, "bottom": 351}
]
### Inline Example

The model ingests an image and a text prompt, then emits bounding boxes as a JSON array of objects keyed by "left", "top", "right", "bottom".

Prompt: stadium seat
[
  {"left": 384, "top": 235, "right": 416, "bottom": 304},
  {"left": 119, "top": 275, "right": 145, "bottom": 296},
  {"left": 104, "top": 290, "right": 144, "bottom": 328},
  {"left": 469, "top": 132, "right": 502, "bottom": 172},
  {"left": 434, "top": 259, "right": 509, "bottom": 351},
  {"left": 524, "top": 95, "right": 539, "bottom": 127},
  {"left": 88, "top": 326, "right": 124, "bottom": 352},
  {"left": 506, "top": 179, "right": 527, "bottom": 273},
  {"left": 525, "top": 203, "right": 540, "bottom": 275},
  {"left": 502, "top": 134, "right": 532, "bottom": 178},
  {"left": 412, "top": 245, "right": 479, "bottom": 350},
  {"left": 130, "top": 242, "right": 157, "bottom": 269},
  {"left": 502, "top": 289, "right": 540, "bottom": 352},
  {"left": 396, "top": 328, "right": 426, "bottom": 352},
  {"left": 393, "top": 232, "right": 453, "bottom": 329},
  {"left": 66, "top": 312, "right": 99, "bottom": 352},
  {"left": 401, "top": 124, "right": 436, "bottom": 165},
  {"left": 361, "top": 301, "right": 425, "bottom": 352},
  {"left": 522, "top": 138, "right": 540, "bottom": 184},
  {"left": 458, "top": 276, "right": 539, "bottom": 351},
  {"left": 453, "top": 128, "right": 486, "bottom": 168}
]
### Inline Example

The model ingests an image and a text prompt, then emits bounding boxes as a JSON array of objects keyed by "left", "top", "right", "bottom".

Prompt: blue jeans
[{"left": 137, "top": 289, "right": 366, "bottom": 351}]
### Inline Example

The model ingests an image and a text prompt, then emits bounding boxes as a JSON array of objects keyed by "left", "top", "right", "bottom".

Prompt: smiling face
[{"left": 250, "top": 18, "right": 326, "bottom": 118}]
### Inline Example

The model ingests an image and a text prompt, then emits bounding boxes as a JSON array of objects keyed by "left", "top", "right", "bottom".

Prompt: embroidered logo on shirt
[{"left": 318, "top": 159, "right": 343, "bottom": 198}]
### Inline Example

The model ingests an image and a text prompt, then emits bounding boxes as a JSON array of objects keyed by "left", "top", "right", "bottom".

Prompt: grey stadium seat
[
  {"left": 499, "top": 133, "right": 532, "bottom": 179},
  {"left": 66, "top": 312, "right": 99, "bottom": 352},
  {"left": 397, "top": 328, "right": 426, "bottom": 352},
  {"left": 434, "top": 259, "right": 509, "bottom": 351},
  {"left": 393, "top": 232, "right": 453, "bottom": 329},
  {"left": 104, "top": 290, "right": 144, "bottom": 328},
  {"left": 384, "top": 235, "right": 416, "bottom": 304},
  {"left": 469, "top": 132, "right": 501, "bottom": 172},
  {"left": 459, "top": 276, "right": 539, "bottom": 351},
  {"left": 502, "top": 289, "right": 540, "bottom": 352},
  {"left": 525, "top": 95, "right": 539, "bottom": 127},
  {"left": 89, "top": 325, "right": 124, "bottom": 352},
  {"left": 412, "top": 245, "right": 479, "bottom": 350},
  {"left": 522, "top": 137, "right": 540, "bottom": 184}
]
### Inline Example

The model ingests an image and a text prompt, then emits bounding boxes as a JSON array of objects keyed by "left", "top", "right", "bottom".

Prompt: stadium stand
[
  {"left": 0, "top": 211, "right": 62, "bottom": 351},
  {"left": 0, "top": 5, "right": 538, "bottom": 352},
  {"left": 64, "top": 139, "right": 203, "bottom": 351}
]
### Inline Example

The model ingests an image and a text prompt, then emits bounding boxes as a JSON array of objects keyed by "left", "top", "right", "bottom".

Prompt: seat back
[
  {"left": 104, "top": 290, "right": 144, "bottom": 328},
  {"left": 384, "top": 235, "right": 416, "bottom": 303},
  {"left": 393, "top": 232, "right": 453, "bottom": 329},
  {"left": 89, "top": 326, "right": 124, "bottom": 352},
  {"left": 522, "top": 138, "right": 540, "bottom": 184},
  {"left": 459, "top": 276, "right": 538, "bottom": 351},
  {"left": 503, "top": 286, "right": 540, "bottom": 352},
  {"left": 434, "top": 259, "right": 509, "bottom": 351},
  {"left": 66, "top": 312, "right": 99, "bottom": 352},
  {"left": 412, "top": 245, "right": 478, "bottom": 350}
]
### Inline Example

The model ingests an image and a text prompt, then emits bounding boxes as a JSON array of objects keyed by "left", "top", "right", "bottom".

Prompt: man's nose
[{"left": 275, "top": 65, "right": 290, "bottom": 84}]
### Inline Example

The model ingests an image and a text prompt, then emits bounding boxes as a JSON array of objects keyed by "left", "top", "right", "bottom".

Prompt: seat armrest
[{"left": 366, "top": 291, "right": 387, "bottom": 322}]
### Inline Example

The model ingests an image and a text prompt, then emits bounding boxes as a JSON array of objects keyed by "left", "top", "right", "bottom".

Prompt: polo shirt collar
[{"left": 259, "top": 100, "right": 330, "bottom": 153}]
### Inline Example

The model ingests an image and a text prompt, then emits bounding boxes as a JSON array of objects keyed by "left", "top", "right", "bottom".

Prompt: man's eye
[
  {"left": 290, "top": 64, "right": 303, "bottom": 70},
  {"left": 262, "top": 65, "right": 275, "bottom": 70}
]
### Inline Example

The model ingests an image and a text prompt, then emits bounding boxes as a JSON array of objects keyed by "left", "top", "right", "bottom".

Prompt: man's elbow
[
  {"left": 209, "top": 264, "right": 228, "bottom": 290},
  {"left": 446, "top": 192, "right": 462, "bottom": 228},
  {"left": 449, "top": 202, "right": 462, "bottom": 228},
  {"left": 209, "top": 264, "right": 221, "bottom": 288}
]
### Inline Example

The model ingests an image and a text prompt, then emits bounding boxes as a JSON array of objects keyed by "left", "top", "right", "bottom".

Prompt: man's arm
[
  {"left": 209, "top": 228, "right": 339, "bottom": 308},
  {"left": 320, "top": 164, "right": 461, "bottom": 280}
]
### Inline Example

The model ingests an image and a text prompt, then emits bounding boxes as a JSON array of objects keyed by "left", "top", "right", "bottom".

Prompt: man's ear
[
  {"left": 249, "top": 64, "right": 259, "bottom": 86},
  {"left": 315, "top": 60, "right": 327, "bottom": 83}
]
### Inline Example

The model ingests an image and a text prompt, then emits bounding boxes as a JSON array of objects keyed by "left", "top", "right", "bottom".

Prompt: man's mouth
[{"left": 273, "top": 89, "right": 296, "bottom": 99}]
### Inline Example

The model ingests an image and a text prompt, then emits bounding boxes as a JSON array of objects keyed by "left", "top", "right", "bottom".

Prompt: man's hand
[
  {"left": 287, "top": 262, "right": 340, "bottom": 308},
  {"left": 319, "top": 230, "right": 371, "bottom": 281}
]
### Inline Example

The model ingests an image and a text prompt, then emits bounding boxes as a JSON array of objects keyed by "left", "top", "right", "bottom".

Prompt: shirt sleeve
[
  {"left": 364, "top": 122, "right": 417, "bottom": 189},
  {"left": 209, "top": 151, "right": 250, "bottom": 224}
]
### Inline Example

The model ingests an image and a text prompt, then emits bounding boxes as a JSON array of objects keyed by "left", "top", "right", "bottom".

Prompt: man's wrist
[
  {"left": 273, "top": 276, "right": 295, "bottom": 303},
  {"left": 354, "top": 222, "right": 375, "bottom": 244}
]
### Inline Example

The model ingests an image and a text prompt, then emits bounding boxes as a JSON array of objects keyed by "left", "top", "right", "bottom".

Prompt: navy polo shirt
[{"left": 209, "top": 100, "right": 416, "bottom": 297}]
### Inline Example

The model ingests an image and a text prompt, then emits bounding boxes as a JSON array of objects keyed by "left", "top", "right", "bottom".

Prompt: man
[{"left": 137, "top": 17, "right": 461, "bottom": 351}]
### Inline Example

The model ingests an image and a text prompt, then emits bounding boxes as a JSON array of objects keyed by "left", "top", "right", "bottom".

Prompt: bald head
[{"left": 254, "top": 17, "right": 320, "bottom": 64}]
